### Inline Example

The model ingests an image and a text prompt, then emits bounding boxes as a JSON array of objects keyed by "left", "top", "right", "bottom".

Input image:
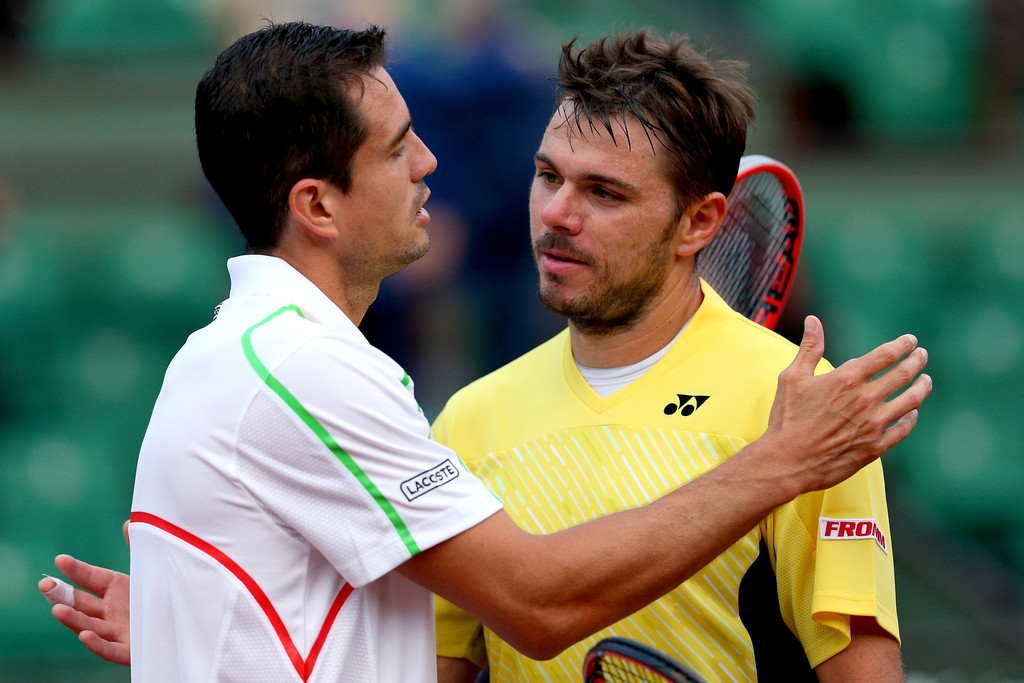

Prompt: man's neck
[
  {"left": 268, "top": 247, "right": 380, "bottom": 327},
  {"left": 569, "top": 277, "right": 704, "bottom": 368}
]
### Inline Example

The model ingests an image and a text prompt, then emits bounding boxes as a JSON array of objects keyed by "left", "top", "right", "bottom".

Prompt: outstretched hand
[
  {"left": 39, "top": 540, "right": 131, "bottom": 667},
  {"left": 763, "top": 315, "right": 932, "bottom": 495}
]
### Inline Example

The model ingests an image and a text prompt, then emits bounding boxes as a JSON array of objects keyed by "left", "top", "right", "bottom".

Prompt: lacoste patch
[
  {"left": 401, "top": 459, "right": 460, "bottom": 501},
  {"left": 819, "top": 517, "right": 888, "bottom": 554}
]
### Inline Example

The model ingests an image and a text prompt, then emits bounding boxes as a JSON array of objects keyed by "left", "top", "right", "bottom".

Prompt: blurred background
[{"left": 0, "top": 0, "right": 1021, "bottom": 680}]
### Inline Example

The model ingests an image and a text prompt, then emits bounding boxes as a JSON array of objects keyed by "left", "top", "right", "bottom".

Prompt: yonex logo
[
  {"left": 663, "top": 394, "right": 710, "bottom": 416},
  {"left": 819, "top": 517, "right": 888, "bottom": 554},
  {"left": 401, "top": 459, "right": 460, "bottom": 501}
]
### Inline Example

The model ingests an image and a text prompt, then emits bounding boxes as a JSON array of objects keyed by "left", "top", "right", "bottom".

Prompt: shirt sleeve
[
  {"left": 237, "top": 331, "right": 503, "bottom": 587},
  {"left": 769, "top": 460, "right": 899, "bottom": 669}
]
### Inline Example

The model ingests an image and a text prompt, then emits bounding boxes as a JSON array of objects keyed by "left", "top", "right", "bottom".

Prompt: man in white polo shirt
[{"left": 39, "top": 21, "right": 931, "bottom": 683}]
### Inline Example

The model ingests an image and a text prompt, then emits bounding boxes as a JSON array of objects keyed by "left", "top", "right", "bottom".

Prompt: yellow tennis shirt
[{"left": 433, "top": 282, "right": 898, "bottom": 682}]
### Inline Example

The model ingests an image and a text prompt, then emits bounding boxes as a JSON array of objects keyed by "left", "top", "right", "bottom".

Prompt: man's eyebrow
[
  {"left": 387, "top": 119, "right": 412, "bottom": 151},
  {"left": 535, "top": 151, "right": 641, "bottom": 195}
]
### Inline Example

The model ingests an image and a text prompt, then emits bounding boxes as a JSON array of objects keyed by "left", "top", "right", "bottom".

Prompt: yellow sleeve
[
  {"left": 434, "top": 594, "right": 488, "bottom": 667},
  {"left": 431, "top": 404, "right": 489, "bottom": 668},
  {"left": 770, "top": 460, "right": 899, "bottom": 668},
  {"left": 810, "top": 460, "right": 899, "bottom": 639}
]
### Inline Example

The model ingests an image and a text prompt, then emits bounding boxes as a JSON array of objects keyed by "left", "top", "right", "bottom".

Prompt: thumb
[{"left": 789, "top": 315, "right": 825, "bottom": 375}]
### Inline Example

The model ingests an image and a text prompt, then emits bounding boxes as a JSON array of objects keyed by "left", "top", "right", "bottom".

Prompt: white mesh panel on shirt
[
  {"left": 214, "top": 588, "right": 377, "bottom": 682},
  {"left": 238, "top": 389, "right": 400, "bottom": 582},
  {"left": 309, "top": 587, "right": 375, "bottom": 683},
  {"left": 213, "top": 590, "right": 300, "bottom": 683}
]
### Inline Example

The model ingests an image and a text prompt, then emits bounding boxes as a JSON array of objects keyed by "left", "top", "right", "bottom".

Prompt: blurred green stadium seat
[
  {"left": 0, "top": 418, "right": 132, "bottom": 661},
  {"left": 802, "top": 186, "right": 1024, "bottom": 539},
  {"left": 900, "top": 386, "right": 1024, "bottom": 531},
  {"left": 0, "top": 204, "right": 232, "bottom": 424},
  {"left": 0, "top": 203, "right": 232, "bottom": 663},
  {"left": 743, "top": 0, "right": 981, "bottom": 142},
  {"left": 25, "top": 0, "right": 214, "bottom": 59},
  {"left": 804, "top": 204, "right": 934, "bottom": 356}
]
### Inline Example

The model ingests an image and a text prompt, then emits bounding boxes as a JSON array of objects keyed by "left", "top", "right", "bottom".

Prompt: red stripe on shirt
[{"left": 130, "top": 511, "right": 353, "bottom": 682}]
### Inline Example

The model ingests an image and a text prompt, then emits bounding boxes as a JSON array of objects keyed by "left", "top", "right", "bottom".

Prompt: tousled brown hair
[{"left": 556, "top": 30, "right": 756, "bottom": 211}]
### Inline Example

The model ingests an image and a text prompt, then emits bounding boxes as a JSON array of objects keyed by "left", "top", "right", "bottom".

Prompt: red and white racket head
[{"left": 696, "top": 154, "right": 804, "bottom": 330}]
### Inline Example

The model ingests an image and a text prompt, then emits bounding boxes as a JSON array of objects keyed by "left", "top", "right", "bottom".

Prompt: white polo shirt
[{"left": 129, "top": 255, "right": 503, "bottom": 683}]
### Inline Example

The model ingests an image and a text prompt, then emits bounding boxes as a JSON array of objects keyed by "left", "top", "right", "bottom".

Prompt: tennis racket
[
  {"left": 696, "top": 154, "right": 804, "bottom": 331},
  {"left": 582, "top": 637, "right": 705, "bottom": 683}
]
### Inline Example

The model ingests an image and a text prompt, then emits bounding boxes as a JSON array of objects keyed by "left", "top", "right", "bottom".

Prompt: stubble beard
[
  {"left": 534, "top": 229, "right": 676, "bottom": 336},
  {"left": 384, "top": 183, "right": 432, "bottom": 277}
]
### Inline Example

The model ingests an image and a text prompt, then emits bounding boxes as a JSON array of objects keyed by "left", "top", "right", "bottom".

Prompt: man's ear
[
  {"left": 675, "top": 192, "right": 727, "bottom": 257},
  {"left": 288, "top": 178, "right": 341, "bottom": 239}
]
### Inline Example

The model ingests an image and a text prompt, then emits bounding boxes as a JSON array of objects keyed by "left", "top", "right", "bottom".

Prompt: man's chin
[
  {"left": 385, "top": 237, "right": 431, "bottom": 278},
  {"left": 538, "top": 288, "right": 647, "bottom": 335},
  {"left": 537, "top": 287, "right": 588, "bottom": 319}
]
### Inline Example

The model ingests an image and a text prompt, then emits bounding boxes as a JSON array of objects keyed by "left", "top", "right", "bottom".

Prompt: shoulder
[
  {"left": 691, "top": 283, "right": 833, "bottom": 375},
  {"left": 686, "top": 302, "right": 795, "bottom": 376},
  {"left": 432, "top": 329, "right": 568, "bottom": 447},
  {"left": 447, "top": 329, "right": 568, "bottom": 406}
]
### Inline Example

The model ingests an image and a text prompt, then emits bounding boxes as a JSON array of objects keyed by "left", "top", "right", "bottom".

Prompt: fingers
[
  {"left": 52, "top": 603, "right": 100, "bottom": 635},
  {"left": 48, "top": 554, "right": 124, "bottom": 618},
  {"left": 80, "top": 630, "right": 132, "bottom": 667},
  {"left": 39, "top": 575, "right": 75, "bottom": 607},
  {"left": 786, "top": 316, "right": 825, "bottom": 376},
  {"left": 843, "top": 334, "right": 921, "bottom": 382},
  {"left": 871, "top": 346, "right": 929, "bottom": 399},
  {"left": 67, "top": 586, "right": 114, "bottom": 618},
  {"left": 54, "top": 554, "right": 116, "bottom": 597},
  {"left": 53, "top": 602, "right": 126, "bottom": 643},
  {"left": 881, "top": 370, "right": 933, "bottom": 418},
  {"left": 877, "top": 408, "right": 921, "bottom": 453},
  {"left": 44, "top": 552, "right": 132, "bottom": 668}
]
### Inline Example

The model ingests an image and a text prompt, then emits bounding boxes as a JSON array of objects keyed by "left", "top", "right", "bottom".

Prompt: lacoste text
[{"left": 402, "top": 459, "right": 460, "bottom": 501}]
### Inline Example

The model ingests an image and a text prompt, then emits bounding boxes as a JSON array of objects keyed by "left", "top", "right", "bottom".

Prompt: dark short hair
[
  {"left": 195, "top": 22, "right": 387, "bottom": 252},
  {"left": 556, "top": 30, "right": 756, "bottom": 211}
]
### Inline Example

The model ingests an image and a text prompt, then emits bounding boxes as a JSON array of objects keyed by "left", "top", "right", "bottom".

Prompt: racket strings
[
  {"left": 697, "top": 170, "right": 797, "bottom": 316},
  {"left": 589, "top": 656, "right": 679, "bottom": 683},
  {"left": 727, "top": 174, "right": 793, "bottom": 300}
]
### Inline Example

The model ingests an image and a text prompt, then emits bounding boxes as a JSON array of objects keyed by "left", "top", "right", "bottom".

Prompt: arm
[
  {"left": 402, "top": 317, "right": 931, "bottom": 660},
  {"left": 38, "top": 553, "right": 131, "bottom": 666},
  {"left": 815, "top": 616, "right": 903, "bottom": 682}
]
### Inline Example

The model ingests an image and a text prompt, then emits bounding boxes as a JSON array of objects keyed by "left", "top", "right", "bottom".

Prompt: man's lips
[
  {"left": 543, "top": 248, "right": 584, "bottom": 263},
  {"left": 414, "top": 189, "right": 431, "bottom": 222},
  {"left": 539, "top": 249, "right": 590, "bottom": 274}
]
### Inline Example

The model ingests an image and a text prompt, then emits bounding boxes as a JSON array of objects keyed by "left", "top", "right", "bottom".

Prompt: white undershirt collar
[{"left": 575, "top": 321, "right": 689, "bottom": 398}]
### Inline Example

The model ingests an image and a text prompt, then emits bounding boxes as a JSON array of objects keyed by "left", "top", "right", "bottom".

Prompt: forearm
[{"left": 405, "top": 437, "right": 796, "bottom": 659}]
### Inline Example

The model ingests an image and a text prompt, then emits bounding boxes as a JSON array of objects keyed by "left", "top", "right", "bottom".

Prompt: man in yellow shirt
[{"left": 434, "top": 30, "right": 905, "bottom": 682}]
